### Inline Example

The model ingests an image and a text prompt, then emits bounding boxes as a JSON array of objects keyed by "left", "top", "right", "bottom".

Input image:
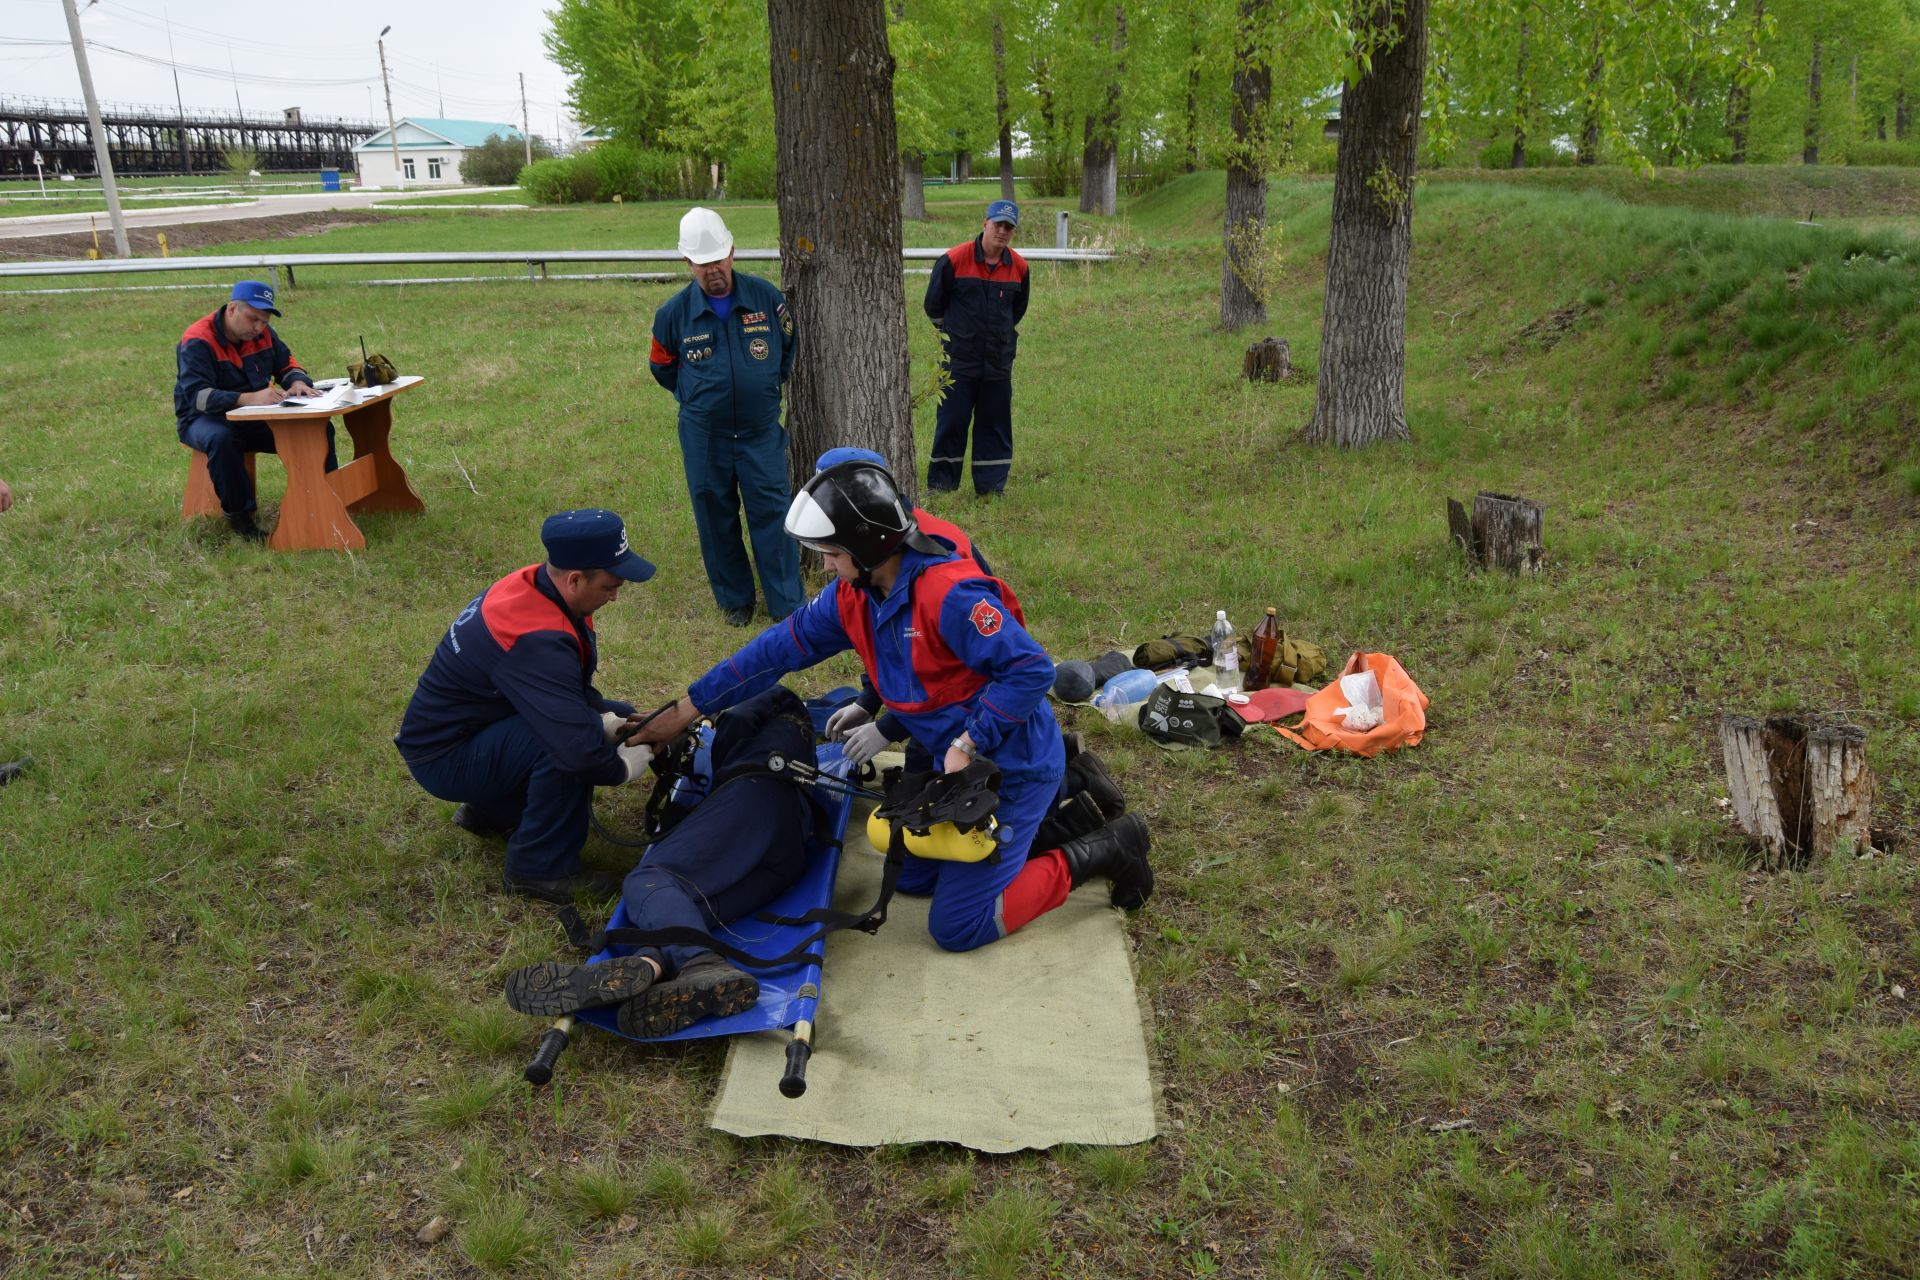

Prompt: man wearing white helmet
[{"left": 648, "top": 207, "right": 805, "bottom": 627}]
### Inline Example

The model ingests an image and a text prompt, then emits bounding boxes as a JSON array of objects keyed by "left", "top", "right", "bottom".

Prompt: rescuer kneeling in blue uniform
[
  {"left": 633, "top": 459, "right": 1153, "bottom": 952},
  {"left": 395, "top": 510, "right": 658, "bottom": 903},
  {"left": 648, "top": 207, "right": 806, "bottom": 627}
]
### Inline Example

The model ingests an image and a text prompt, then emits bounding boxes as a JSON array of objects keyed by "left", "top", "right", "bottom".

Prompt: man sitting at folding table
[{"left": 172, "top": 280, "right": 335, "bottom": 542}]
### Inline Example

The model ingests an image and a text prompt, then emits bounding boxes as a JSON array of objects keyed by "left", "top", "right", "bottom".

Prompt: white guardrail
[{"left": 0, "top": 247, "right": 1115, "bottom": 293}]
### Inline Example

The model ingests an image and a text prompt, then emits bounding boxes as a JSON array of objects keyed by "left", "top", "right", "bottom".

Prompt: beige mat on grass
[{"left": 709, "top": 815, "right": 1160, "bottom": 1152}]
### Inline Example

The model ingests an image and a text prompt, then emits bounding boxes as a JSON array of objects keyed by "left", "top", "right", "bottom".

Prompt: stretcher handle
[
  {"left": 779, "top": 1039, "right": 812, "bottom": 1098},
  {"left": 524, "top": 1017, "right": 573, "bottom": 1086}
]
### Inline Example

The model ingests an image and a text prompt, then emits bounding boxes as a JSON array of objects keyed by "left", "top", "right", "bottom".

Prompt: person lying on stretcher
[
  {"left": 631, "top": 456, "right": 1153, "bottom": 955},
  {"left": 501, "top": 687, "right": 817, "bottom": 1035}
]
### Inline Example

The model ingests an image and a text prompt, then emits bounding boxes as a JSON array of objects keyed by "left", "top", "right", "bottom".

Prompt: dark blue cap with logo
[
  {"left": 229, "top": 279, "right": 280, "bottom": 316},
  {"left": 541, "top": 509, "right": 656, "bottom": 583},
  {"left": 986, "top": 199, "right": 1020, "bottom": 227}
]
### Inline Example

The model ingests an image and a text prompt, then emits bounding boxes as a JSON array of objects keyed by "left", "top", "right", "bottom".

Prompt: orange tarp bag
[{"left": 1272, "top": 650, "right": 1429, "bottom": 758}]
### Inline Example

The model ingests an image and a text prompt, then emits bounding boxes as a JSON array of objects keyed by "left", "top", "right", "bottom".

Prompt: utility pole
[
  {"left": 164, "top": 6, "right": 190, "bottom": 174},
  {"left": 61, "top": 0, "right": 129, "bottom": 257},
  {"left": 378, "top": 26, "right": 402, "bottom": 188},
  {"left": 227, "top": 48, "right": 244, "bottom": 116},
  {"left": 436, "top": 65, "right": 444, "bottom": 117},
  {"left": 520, "top": 72, "right": 532, "bottom": 168}
]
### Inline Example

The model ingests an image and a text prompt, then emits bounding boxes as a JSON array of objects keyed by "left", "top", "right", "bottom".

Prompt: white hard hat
[{"left": 679, "top": 207, "right": 733, "bottom": 265}]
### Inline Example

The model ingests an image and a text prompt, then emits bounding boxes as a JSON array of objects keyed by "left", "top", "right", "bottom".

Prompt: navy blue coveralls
[
  {"left": 687, "top": 545, "right": 1071, "bottom": 952},
  {"left": 924, "top": 237, "right": 1030, "bottom": 494},
  {"left": 621, "top": 688, "right": 814, "bottom": 978},
  {"left": 395, "top": 564, "right": 634, "bottom": 881},
  {"left": 173, "top": 308, "right": 336, "bottom": 516},
  {"left": 648, "top": 273, "right": 805, "bottom": 619}
]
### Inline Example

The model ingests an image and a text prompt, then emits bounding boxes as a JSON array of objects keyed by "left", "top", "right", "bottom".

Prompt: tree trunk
[
  {"left": 1303, "top": 0, "right": 1427, "bottom": 448},
  {"left": 1511, "top": 20, "right": 1530, "bottom": 169},
  {"left": 1078, "top": 5, "right": 1125, "bottom": 217},
  {"left": 1579, "top": 33, "right": 1604, "bottom": 165},
  {"left": 1805, "top": 37, "right": 1823, "bottom": 164},
  {"left": 1728, "top": 0, "right": 1763, "bottom": 163},
  {"left": 1221, "top": 0, "right": 1272, "bottom": 331},
  {"left": 1448, "top": 491, "right": 1542, "bottom": 573},
  {"left": 993, "top": 12, "right": 1017, "bottom": 200},
  {"left": 767, "top": 0, "right": 916, "bottom": 501},
  {"left": 955, "top": 150, "right": 971, "bottom": 182},
  {"left": 1719, "top": 715, "right": 1874, "bottom": 869},
  {"left": 902, "top": 150, "right": 927, "bottom": 219},
  {"left": 1898, "top": 88, "right": 1909, "bottom": 140},
  {"left": 1185, "top": 32, "right": 1202, "bottom": 172}
]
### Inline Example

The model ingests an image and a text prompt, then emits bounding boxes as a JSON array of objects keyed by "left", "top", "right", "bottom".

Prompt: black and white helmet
[{"left": 785, "top": 460, "right": 914, "bottom": 572}]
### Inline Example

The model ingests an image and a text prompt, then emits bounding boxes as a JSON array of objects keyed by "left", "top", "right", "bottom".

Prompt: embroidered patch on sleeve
[{"left": 968, "top": 600, "right": 1003, "bottom": 636}]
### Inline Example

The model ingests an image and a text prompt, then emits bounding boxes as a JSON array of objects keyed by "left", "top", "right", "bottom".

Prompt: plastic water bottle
[
  {"left": 1091, "top": 667, "right": 1157, "bottom": 722},
  {"left": 1210, "top": 610, "right": 1239, "bottom": 692}
]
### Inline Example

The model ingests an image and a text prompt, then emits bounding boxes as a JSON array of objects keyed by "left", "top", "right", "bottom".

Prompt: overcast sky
[{"left": 0, "top": 0, "right": 577, "bottom": 138}]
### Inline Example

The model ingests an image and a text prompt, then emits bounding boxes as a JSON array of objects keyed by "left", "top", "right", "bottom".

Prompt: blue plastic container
[{"left": 319, "top": 169, "right": 341, "bottom": 191}]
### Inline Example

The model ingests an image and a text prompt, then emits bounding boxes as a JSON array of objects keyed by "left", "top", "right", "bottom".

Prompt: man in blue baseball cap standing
[
  {"left": 173, "top": 280, "right": 332, "bottom": 541},
  {"left": 923, "top": 199, "right": 1031, "bottom": 495},
  {"left": 395, "top": 510, "right": 659, "bottom": 903}
]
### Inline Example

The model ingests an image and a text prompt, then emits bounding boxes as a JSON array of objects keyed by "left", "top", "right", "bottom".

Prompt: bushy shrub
[
  {"left": 726, "top": 147, "right": 779, "bottom": 200},
  {"left": 518, "top": 155, "right": 598, "bottom": 204},
  {"left": 1474, "top": 137, "right": 1571, "bottom": 170},
  {"left": 1843, "top": 140, "right": 1920, "bottom": 167},
  {"left": 461, "top": 133, "right": 551, "bottom": 186},
  {"left": 591, "top": 142, "right": 688, "bottom": 201}
]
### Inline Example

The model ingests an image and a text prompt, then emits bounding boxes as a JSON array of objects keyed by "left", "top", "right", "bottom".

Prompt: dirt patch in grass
[{"left": 0, "top": 210, "right": 400, "bottom": 262}]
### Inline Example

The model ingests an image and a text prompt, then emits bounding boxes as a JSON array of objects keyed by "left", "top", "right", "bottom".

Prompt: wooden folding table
[{"left": 228, "top": 375, "right": 425, "bottom": 552}]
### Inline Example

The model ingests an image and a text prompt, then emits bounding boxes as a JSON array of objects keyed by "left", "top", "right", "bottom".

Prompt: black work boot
[
  {"left": 504, "top": 954, "right": 656, "bottom": 1017},
  {"left": 226, "top": 512, "right": 268, "bottom": 542},
  {"left": 500, "top": 866, "right": 624, "bottom": 905},
  {"left": 617, "top": 952, "right": 759, "bottom": 1037},
  {"left": 1059, "top": 813, "right": 1153, "bottom": 910},
  {"left": 1061, "top": 731, "right": 1085, "bottom": 763},
  {"left": 452, "top": 803, "right": 512, "bottom": 839},
  {"left": 1065, "top": 749, "right": 1126, "bottom": 820},
  {"left": 1034, "top": 789, "right": 1110, "bottom": 852}
]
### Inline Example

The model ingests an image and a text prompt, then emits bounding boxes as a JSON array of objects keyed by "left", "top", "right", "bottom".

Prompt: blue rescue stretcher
[{"left": 523, "top": 690, "right": 864, "bottom": 1098}]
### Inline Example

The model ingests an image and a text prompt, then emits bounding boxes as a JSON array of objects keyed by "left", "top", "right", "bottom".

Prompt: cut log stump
[
  {"left": 1448, "top": 491, "right": 1543, "bottom": 574},
  {"left": 1242, "top": 337, "right": 1291, "bottom": 382},
  {"left": 1718, "top": 713, "right": 1874, "bottom": 869}
]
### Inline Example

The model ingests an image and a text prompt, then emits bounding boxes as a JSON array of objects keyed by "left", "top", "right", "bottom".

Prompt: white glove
[
  {"left": 601, "top": 710, "right": 629, "bottom": 743},
  {"left": 842, "top": 720, "right": 892, "bottom": 766},
  {"left": 617, "top": 740, "right": 655, "bottom": 783},
  {"left": 825, "top": 703, "right": 872, "bottom": 738}
]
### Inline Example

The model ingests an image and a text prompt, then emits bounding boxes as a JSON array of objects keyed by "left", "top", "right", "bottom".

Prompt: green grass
[{"left": 0, "top": 175, "right": 1916, "bottom": 1276}]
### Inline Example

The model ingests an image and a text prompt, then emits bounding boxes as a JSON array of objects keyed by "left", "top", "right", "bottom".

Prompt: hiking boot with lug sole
[
  {"left": 617, "top": 953, "right": 759, "bottom": 1037},
  {"left": 504, "top": 954, "right": 656, "bottom": 1017},
  {"left": 723, "top": 605, "right": 754, "bottom": 627},
  {"left": 1061, "top": 731, "right": 1085, "bottom": 762},
  {"left": 1065, "top": 749, "right": 1126, "bottom": 819},
  {"left": 1059, "top": 813, "right": 1153, "bottom": 910}
]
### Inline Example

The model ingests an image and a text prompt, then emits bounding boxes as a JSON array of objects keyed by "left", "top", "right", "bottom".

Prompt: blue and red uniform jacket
[
  {"left": 173, "top": 308, "right": 310, "bottom": 433},
  {"left": 923, "top": 236, "right": 1029, "bottom": 380},
  {"left": 688, "top": 544, "right": 1063, "bottom": 781},
  {"left": 647, "top": 272, "right": 794, "bottom": 436},
  {"left": 395, "top": 564, "right": 628, "bottom": 784},
  {"left": 857, "top": 517, "right": 993, "bottom": 733}
]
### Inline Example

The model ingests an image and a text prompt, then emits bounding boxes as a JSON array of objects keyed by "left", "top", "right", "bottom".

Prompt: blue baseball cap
[
  {"left": 229, "top": 280, "right": 280, "bottom": 316},
  {"left": 986, "top": 199, "right": 1019, "bottom": 227},
  {"left": 815, "top": 446, "right": 887, "bottom": 472},
  {"left": 540, "top": 509, "right": 656, "bottom": 583}
]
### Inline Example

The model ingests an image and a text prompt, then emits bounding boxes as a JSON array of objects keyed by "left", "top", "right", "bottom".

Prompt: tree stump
[
  {"left": 1718, "top": 714, "right": 1874, "bottom": 869},
  {"left": 1447, "top": 491, "right": 1543, "bottom": 573},
  {"left": 1242, "top": 337, "right": 1291, "bottom": 382}
]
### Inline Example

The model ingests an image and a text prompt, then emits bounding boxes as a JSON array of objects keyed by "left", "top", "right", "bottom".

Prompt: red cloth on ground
[{"left": 1226, "top": 686, "right": 1311, "bottom": 723}]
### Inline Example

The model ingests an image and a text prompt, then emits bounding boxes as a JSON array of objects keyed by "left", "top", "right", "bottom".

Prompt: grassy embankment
[{"left": 0, "top": 172, "right": 1916, "bottom": 1278}]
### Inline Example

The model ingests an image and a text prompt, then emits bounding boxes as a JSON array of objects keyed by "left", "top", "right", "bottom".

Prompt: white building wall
[{"left": 353, "top": 148, "right": 466, "bottom": 190}]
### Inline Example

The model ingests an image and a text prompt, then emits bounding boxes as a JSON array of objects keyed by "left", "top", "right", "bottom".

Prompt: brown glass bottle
[{"left": 1244, "top": 607, "right": 1281, "bottom": 691}]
